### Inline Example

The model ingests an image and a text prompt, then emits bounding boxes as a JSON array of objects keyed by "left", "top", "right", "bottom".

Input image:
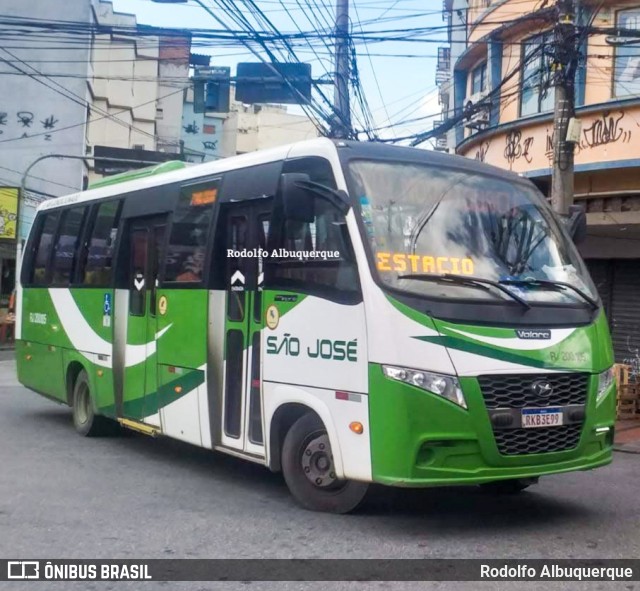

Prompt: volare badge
[{"left": 266, "top": 305, "right": 279, "bottom": 330}]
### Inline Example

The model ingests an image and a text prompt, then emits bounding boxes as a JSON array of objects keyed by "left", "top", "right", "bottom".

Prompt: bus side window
[
  {"left": 267, "top": 157, "right": 360, "bottom": 301},
  {"left": 51, "top": 206, "right": 87, "bottom": 286},
  {"left": 80, "top": 201, "right": 122, "bottom": 286},
  {"left": 31, "top": 211, "right": 61, "bottom": 286},
  {"left": 164, "top": 181, "right": 218, "bottom": 284}
]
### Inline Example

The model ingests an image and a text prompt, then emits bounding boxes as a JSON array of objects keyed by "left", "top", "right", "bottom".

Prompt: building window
[
  {"left": 614, "top": 9, "right": 640, "bottom": 97},
  {"left": 471, "top": 62, "right": 487, "bottom": 95},
  {"left": 520, "top": 31, "right": 554, "bottom": 117}
]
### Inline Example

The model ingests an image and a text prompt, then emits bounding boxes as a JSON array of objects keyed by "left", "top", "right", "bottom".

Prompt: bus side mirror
[
  {"left": 280, "top": 173, "right": 315, "bottom": 223},
  {"left": 566, "top": 204, "right": 587, "bottom": 245}
]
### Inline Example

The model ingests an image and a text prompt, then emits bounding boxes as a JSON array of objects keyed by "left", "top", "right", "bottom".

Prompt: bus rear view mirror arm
[
  {"left": 563, "top": 204, "right": 587, "bottom": 246},
  {"left": 294, "top": 180, "right": 350, "bottom": 216},
  {"left": 280, "top": 173, "right": 350, "bottom": 223}
]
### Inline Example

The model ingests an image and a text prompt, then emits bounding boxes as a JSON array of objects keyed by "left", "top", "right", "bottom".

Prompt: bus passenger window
[
  {"left": 129, "top": 229, "right": 147, "bottom": 316},
  {"left": 165, "top": 181, "right": 218, "bottom": 283},
  {"left": 266, "top": 156, "right": 360, "bottom": 300},
  {"left": 52, "top": 206, "right": 87, "bottom": 285},
  {"left": 268, "top": 197, "right": 360, "bottom": 298},
  {"left": 82, "top": 201, "right": 121, "bottom": 286},
  {"left": 32, "top": 212, "right": 60, "bottom": 286}
]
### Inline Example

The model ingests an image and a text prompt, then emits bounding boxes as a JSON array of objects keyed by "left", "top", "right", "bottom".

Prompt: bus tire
[
  {"left": 72, "top": 370, "right": 107, "bottom": 437},
  {"left": 281, "top": 413, "right": 368, "bottom": 514},
  {"left": 479, "top": 477, "right": 538, "bottom": 494}
]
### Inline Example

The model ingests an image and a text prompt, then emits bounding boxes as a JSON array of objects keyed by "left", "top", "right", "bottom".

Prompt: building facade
[
  {"left": 0, "top": 0, "right": 191, "bottom": 305},
  {"left": 438, "top": 0, "right": 640, "bottom": 362},
  {"left": 181, "top": 89, "right": 319, "bottom": 162},
  {"left": 0, "top": 0, "right": 92, "bottom": 304},
  {"left": 87, "top": 0, "right": 191, "bottom": 183},
  {"left": 181, "top": 87, "right": 226, "bottom": 163}
]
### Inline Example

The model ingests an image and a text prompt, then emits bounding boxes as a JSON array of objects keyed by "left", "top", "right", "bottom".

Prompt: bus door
[
  {"left": 220, "top": 198, "right": 272, "bottom": 455},
  {"left": 123, "top": 215, "right": 167, "bottom": 426}
]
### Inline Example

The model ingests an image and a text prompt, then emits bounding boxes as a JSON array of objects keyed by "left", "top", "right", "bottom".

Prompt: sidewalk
[{"left": 615, "top": 419, "right": 640, "bottom": 454}]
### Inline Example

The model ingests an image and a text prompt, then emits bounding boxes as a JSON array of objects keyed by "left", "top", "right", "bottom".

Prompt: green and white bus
[{"left": 17, "top": 139, "right": 616, "bottom": 513}]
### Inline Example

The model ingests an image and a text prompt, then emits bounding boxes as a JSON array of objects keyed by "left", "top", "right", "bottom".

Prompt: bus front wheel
[
  {"left": 72, "top": 370, "right": 108, "bottom": 437},
  {"left": 281, "top": 413, "right": 368, "bottom": 514}
]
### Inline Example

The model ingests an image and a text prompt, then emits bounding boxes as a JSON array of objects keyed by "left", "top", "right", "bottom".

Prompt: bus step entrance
[{"left": 117, "top": 418, "right": 160, "bottom": 438}]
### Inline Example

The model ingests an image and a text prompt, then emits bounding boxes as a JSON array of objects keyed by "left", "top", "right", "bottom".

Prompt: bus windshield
[{"left": 347, "top": 159, "right": 597, "bottom": 305}]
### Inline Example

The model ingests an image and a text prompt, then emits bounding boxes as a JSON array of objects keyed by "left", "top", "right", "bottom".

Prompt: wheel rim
[
  {"left": 75, "top": 383, "right": 90, "bottom": 425},
  {"left": 300, "top": 432, "right": 343, "bottom": 490}
]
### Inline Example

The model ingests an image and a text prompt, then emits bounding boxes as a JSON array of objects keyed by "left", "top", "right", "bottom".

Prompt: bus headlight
[
  {"left": 382, "top": 365, "right": 467, "bottom": 409},
  {"left": 596, "top": 367, "right": 615, "bottom": 405}
]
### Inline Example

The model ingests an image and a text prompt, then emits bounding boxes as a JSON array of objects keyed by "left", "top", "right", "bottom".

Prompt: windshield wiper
[
  {"left": 499, "top": 278, "right": 598, "bottom": 310},
  {"left": 398, "top": 273, "right": 531, "bottom": 309}
]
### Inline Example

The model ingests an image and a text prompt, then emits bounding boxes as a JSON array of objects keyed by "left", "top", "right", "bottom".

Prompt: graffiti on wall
[
  {"left": 474, "top": 141, "right": 490, "bottom": 162},
  {"left": 183, "top": 121, "right": 200, "bottom": 135},
  {"left": 623, "top": 336, "right": 640, "bottom": 380},
  {"left": 476, "top": 108, "right": 640, "bottom": 171},
  {"left": 503, "top": 129, "right": 534, "bottom": 167},
  {"left": 0, "top": 109, "right": 61, "bottom": 141},
  {"left": 580, "top": 110, "right": 632, "bottom": 149}
]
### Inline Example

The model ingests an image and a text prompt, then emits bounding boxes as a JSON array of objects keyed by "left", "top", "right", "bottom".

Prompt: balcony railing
[
  {"left": 436, "top": 46, "right": 451, "bottom": 84},
  {"left": 432, "top": 119, "right": 449, "bottom": 151}
]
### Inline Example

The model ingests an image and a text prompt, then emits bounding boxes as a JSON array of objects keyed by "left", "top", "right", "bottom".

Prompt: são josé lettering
[{"left": 266, "top": 333, "right": 357, "bottom": 362}]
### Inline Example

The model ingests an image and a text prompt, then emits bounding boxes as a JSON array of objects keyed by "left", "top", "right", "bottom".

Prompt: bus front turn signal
[{"left": 349, "top": 422, "right": 364, "bottom": 435}]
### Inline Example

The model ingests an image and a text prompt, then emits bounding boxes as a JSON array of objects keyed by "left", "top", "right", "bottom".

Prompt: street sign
[
  {"left": 193, "top": 66, "right": 231, "bottom": 114},
  {"left": 235, "top": 62, "right": 311, "bottom": 105}
]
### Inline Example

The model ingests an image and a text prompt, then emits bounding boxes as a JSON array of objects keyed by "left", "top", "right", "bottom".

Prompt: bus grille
[
  {"left": 478, "top": 373, "right": 589, "bottom": 409},
  {"left": 493, "top": 424, "right": 582, "bottom": 456}
]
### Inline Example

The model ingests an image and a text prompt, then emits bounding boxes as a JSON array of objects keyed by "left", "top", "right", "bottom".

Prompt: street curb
[{"left": 613, "top": 442, "right": 640, "bottom": 454}]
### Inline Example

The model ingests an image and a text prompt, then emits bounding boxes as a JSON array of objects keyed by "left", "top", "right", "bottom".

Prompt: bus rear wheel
[
  {"left": 72, "top": 370, "right": 108, "bottom": 437},
  {"left": 281, "top": 413, "right": 368, "bottom": 514}
]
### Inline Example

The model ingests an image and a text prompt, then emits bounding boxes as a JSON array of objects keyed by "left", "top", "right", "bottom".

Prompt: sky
[{"left": 111, "top": 0, "right": 446, "bottom": 143}]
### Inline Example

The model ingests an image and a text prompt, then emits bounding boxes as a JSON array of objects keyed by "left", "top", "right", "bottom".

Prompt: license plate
[{"left": 521, "top": 407, "right": 563, "bottom": 428}]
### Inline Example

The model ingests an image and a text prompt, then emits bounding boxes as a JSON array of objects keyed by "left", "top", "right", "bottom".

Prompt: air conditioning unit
[
  {"left": 468, "top": 109, "right": 490, "bottom": 125},
  {"left": 465, "top": 90, "right": 490, "bottom": 130},
  {"left": 466, "top": 90, "right": 489, "bottom": 112}
]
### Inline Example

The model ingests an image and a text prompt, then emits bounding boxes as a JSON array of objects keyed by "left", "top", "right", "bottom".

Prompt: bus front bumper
[
  {"left": 373, "top": 436, "right": 613, "bottom": 487},
  {"left": 367, "top": 364, "right": 616, "bottom": 488}
]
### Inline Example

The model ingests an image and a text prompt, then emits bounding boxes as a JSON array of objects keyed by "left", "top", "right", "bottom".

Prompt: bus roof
[
  {"left": 38, "top": 138, "right": 531, "bottom": 212},
  {"left": 87, "top": 160, "right": 188, "bottom": 190}
]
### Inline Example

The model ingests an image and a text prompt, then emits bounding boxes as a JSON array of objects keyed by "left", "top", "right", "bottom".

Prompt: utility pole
[
  {"left": 334, "top": 0, "right": 351, "bottom": 138},
  {"left": 551, "top": 0, "right": 577, "bottom": 214}
]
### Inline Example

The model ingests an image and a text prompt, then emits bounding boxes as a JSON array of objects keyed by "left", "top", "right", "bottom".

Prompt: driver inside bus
[{"left": 176, "top": 247, "right": 205, "bottom": 282}]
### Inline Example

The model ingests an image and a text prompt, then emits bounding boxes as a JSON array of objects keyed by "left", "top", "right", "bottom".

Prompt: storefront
[
  {"left": 0, "top": 187, "right": 18, "bottom": 312},
  {"left": 587, "top": 259, "right": 640, "bottom": 365}
]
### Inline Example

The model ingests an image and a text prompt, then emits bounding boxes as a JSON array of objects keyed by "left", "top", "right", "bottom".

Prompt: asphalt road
[{"left": 1, "top": 353, "right": 638, "bottom": 591}]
